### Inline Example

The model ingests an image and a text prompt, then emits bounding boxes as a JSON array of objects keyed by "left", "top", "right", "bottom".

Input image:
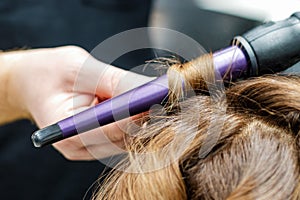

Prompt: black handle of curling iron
[{"left": 234, "top": 12, "right": 300, "bottom": 76}]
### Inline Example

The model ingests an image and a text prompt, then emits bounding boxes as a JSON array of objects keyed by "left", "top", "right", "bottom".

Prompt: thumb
[
  {"left": 75, "top": 54, "right": 155, "bottom": 99},
  {"left": 110, "top": 70, "right": 156, "bottom": 97}
]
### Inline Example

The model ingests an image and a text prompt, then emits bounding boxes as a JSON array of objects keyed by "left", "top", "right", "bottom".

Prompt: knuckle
[
  {"left": 61, "top": 45, "right": 87, "bottom": 54},
  {"left": 63, "top": 153, "right": 77, "bottom": 161},
  {"left": 56, "top": 45, "right": 89, "bottom": 63}
]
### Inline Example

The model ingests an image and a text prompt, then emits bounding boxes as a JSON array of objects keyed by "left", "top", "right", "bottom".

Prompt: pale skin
[{"left": 0, "top": 46, "right": 152, "bottom": 160}]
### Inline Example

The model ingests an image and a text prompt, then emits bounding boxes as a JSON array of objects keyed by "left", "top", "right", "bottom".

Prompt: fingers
[
  {"left": 52, "top": 117, "right": 133, "bottom": 160},
  {"left": 53, "top": 140, "right": 125, "bottom": 161}
]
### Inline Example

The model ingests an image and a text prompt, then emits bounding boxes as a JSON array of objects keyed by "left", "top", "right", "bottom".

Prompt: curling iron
[{"left": 32, "top": 12, "right": 300, "bottom": 147}]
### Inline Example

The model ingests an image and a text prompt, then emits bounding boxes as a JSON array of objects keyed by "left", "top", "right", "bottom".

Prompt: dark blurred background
[{"left": 0, "top": 0, "right": 267, "bottom": 199}]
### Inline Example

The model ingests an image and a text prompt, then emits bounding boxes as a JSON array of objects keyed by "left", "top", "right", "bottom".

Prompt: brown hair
[{"left": 95, "top": 54, "right": 300, "bottom": 200}]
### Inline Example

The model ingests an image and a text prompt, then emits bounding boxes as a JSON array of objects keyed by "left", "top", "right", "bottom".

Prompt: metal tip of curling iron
[
  {"left": 31, "top": 124, "right": 63, "bottom": 148},
  {"left": 31, "top": 132, "right": 42, "bottom": 148}
]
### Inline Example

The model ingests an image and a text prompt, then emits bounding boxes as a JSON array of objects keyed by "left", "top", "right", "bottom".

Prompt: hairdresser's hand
[{"left": 2, "top": 46, "right": 152, "bottom": 160}]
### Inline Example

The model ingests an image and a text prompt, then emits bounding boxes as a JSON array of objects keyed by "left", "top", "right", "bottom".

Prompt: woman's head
[{"left": 96, "top": 55, "right": 300, "bottom": 199}]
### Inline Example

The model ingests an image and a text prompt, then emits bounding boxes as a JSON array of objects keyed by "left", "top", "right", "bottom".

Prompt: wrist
[{"left": 0, "top": 51, "right": 31, "bottom": 124}]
